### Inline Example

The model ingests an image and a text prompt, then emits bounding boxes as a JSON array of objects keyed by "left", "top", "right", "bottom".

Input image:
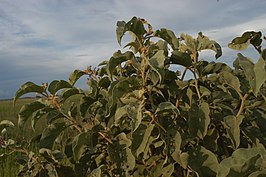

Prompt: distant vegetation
[{"left": 1, "top": 17, "right": 266, "bottom": 176}]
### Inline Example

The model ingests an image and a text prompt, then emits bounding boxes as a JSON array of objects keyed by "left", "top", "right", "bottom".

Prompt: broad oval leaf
[
  {"left": 48, "top": 80, "right": 72, "bottom": 95},
  {"left": 197, "top": 32, "right": 222, "bottom": 59},
  {"left": 228, "top": 31, "right": 262, "bottom": 50},
  {"left": 61, "top": 88, "right": 81, "bottom": 101},
  {"left": 116, "top": 20, "right": 126, "bottom": 45},
  {"left": 72, "top": 131, "right": 94, "bottom": 162},
  {"left": 14, "top": 82, "right": 45, "bottom": 105},
  {"left": 253, "top": 56, "right": 266, "bottom": 96},
  {"left": 170, "top": 50, "right": 192, "bottom": 67},
  {"left": 68, "top": 69, "right": 86, "bottom": 86},
  {"left": 31, "top": 107, "right": 54, "bottom": 131},
  {"left": 18, "top": 101, "right": 46, "bottom": 128},
  {"left": 155, "top": 102, "right": 179, "bottom": 115},
  {"left": 107, "top": 51, "right": 134, "bottom": 77},
  {"left": 188, "top": 102, "right": 210, "bottom": 139},
  {"left": 223, "top": 115, "right": 243, "bottom": 149},
  {"left": 154, "top": 28, "right": 179, "bottom": 50},
  {"left": 0, "top": 120, "right": 15, "bottom": 132},
  {"left": 217, "top": 147, "right": 266, "bottom": 177},
  {"left": 219, "top": 71, "right": 241, "bottom": 92},
  {"left": 39, "top": 122, "right": 66, "bottom": 149},
  {"left": 188, "top": 145, "right": 219, "bottom": 177}
]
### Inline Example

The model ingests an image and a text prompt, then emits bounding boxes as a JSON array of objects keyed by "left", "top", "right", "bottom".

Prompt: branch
[
  {"left": 98, "top": 132, "right": 113, "bottom": 144},
  {"left": 236, "top": 92, "right": 250, "bottom": 117}
]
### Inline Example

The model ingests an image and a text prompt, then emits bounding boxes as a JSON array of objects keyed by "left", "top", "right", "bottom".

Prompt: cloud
[{"left": 0, "top": 0, "right": 266, "bottom": 99}]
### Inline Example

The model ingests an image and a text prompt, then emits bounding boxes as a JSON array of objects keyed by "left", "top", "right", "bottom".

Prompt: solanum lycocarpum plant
[{"left": 0, "top": 17, "right": 265, "bottom": 177}]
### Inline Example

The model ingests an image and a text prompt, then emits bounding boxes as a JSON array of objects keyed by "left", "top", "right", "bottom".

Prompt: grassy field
[{"left": 0, "top": 98, "right": 42, "bottom": 177}]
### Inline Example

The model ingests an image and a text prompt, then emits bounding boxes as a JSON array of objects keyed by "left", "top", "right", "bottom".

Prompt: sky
[{"left": 0, "top": 0, "right": 266, "bottom": 99}]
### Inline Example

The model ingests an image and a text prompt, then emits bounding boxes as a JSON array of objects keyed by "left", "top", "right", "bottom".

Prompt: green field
[{"left": 0, "top": 98, "right": 42, "bottom": 177}]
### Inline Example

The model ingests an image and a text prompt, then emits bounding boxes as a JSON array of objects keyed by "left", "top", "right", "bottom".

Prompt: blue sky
[{"left": 0, "top": 0, "right": 266, "bottom": 99}]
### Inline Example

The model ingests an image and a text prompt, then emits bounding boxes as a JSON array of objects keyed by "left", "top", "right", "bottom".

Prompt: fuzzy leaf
[
  {"left": 202, "top": 62, "right": 232, "bottom": 75},
  {"left": 0, "top": 120, "right": 15, "bottom": 132},
  {"left": 48, "top": 80, "right": 72, "bottom": 95},
  {"left": 217, "top": 148, "right": 266, "bottom": 177},
  {"left": 68, "top": 70, "right": 86, "bottom": 86},
  {"left": 116, "top": 21, "right": 126, "bottom": 45},
  {"left": 39, "top": 122, "right": 66, "bottom": 149},
  {"left": 188, "top": 102, "right": 210, "bottom": 139},
  {"left": 253, "top": 57, "right": 266, "bottom": 96},
  {"left": 107, "top": 51, "right": 134, "bottom": 77},
  {"left": 61, "top": 88, "right": 81, "bottom": 101},
  {"left": 219, "top": 71, "right": 241, "bottom": 92},
  {"left": 223, "top": 115, "right": 243, "bottom": 149},
  {"left": 228, "top": 31, "right": 262, "bottom": 50},
  {"left": 14, "top": 82, "right": 45, "bottom": 105},
  {"left": 155, "top": 28, "right": 179, "bottom": 50},
  {"left": 170, "top": 50, "right": 192, "bottom": 67},
  {"left": 236, "top": 53, "right": 265, "bottom": 96},
  {"left": 134, "top": 124, "right": 155, "bottom": 157},
  {"left": 31, "top": 107, "right": 54, "bottom": 131},
  {"left": 72, "top": 132, "right": 93, "bottom": 162},
  {"left": 197, "top": 32, "right": 222, "bottom": 59},
  {"left": 188, "top": 145, "right": 219, "bottom": 177},
  {"left": 155, "top": 102, "right": 179, "bottom": 115},
  {"left": 18, "top": 101, "right": 46, "bottom": 128},
  {"left": 127, "top": 101, "right": 144, "bottom": 132}
]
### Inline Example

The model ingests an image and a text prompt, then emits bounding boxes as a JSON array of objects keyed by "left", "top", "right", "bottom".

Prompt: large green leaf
[
  {"left": 180, "top": 33, "right": 196, "bottom": 52},
  {"left": 188, "top": 145, "right": 219, "bottom": 177},
  {"left": 248, "top": 170, "right": 266, "bottom": 177},
  {"left": 39, "top": 122, "right": 66, "bottom": 149},
  {"left": 14, "top": 82, "right": 45, "bottom": 105},
  {"left": 133, "top": 123, "right": 155, "bottom": 157},
  {"left": 72, "top": 131, "right": 94, "bottom": 162},
  {"left": 107, "top": 133, "right": 135, "bottom": 175},
  {"left": 219, "top": 71, "right": 241, "bottom": 92},
  {"left": 170, "top": 50, "right": 192, "bottom": 67},
  {"left": 79, "top": 96, "right": 95, "bottom": 117},
  {"left": 149, "top": 50, "right": 165, "bottom": 69},
  {"left": 197, "top": 32, "right": 222, "bottom": 59},
  {"left": 201, "top": 62, "right": 232, "bottom": 75},
  {"left": 127, "top": 101, "right": 144, "bottom": 132},
  {"left": 18, "top": 101, "right": 46, "bottom": 128},
  {"left": 188, "top": 102, "right": 210, "bottom": 139},
  {"left": 148, "top": 50, "right": 166, "bottom": 84},
  {"left": 155, "top": 102, "right": 179, "bottom": 115},
  {"left": 253, "top": 57, "right": 266, "bottom": 96},
  {"left": 228, "top": 31, "right": 262, "bottom": 50},
  {"left": 116, "top": 20, "right": 126, "bottom": 45},
  {"left": 217, "top": 148, "right": 266, "bottom": 177},
  {"left": 61, "top": 88, "right": 81, "bottom": 101},
  {"left": 223, "top": 115, "right": 243, "bottom": 149},
  {"left": 116, "top": 17, "right": 146, "bottom": 46},
  {"left": 107, "top": 50, "right": 134, "bottom": 77},
  {"left": 0, "top": 120, "right": 15, "bottom": 132},
  {"left": 236, "top": 53, "right": 266, "bottom": 96},
  {"left": 31, "top": 107, "right": 54, "bottom": 131},
  {"left": 108, "top": 77, "right": 139, "bottom": 115},
  {"left": 48, "top": 80, "right": 72, "bottom": 95},
  {"left": 68, "top": 69, "right": 86, "bottom": 86},
  {"left": 154, "top": 28, "right": 179, "bottom": 50}
]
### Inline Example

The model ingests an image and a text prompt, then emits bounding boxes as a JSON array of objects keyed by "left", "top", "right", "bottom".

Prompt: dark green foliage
[{"left": 1, "top": 17, "right": 266, "bottom": 177}]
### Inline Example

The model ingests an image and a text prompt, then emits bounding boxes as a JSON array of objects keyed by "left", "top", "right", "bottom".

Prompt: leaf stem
[
  {"left": 98, "top": 132, "right": 113, "bottom": 144},
  {"left": 144, "top": 111, "right": 166, "bottom": 132},
  {"left": 181, "top": 67, "right": 188, "bottom": 81},
  {"left": 236, "top": 92, "right": 250, "bottom": 117}
]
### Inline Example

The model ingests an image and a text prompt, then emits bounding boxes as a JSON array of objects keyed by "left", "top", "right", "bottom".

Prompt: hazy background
[{"left": 1, "top": 0, "right": 266, "bottom": 99}]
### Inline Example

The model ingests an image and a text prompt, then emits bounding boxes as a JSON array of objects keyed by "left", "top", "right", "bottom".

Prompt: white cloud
[{"left": 0, "top": 0, "right": 266, "bottom": 98}]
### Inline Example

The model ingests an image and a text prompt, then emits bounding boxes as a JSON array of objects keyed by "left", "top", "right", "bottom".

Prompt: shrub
[{"left": 1, "top": 17, "right": 266, "bottom": 177}]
